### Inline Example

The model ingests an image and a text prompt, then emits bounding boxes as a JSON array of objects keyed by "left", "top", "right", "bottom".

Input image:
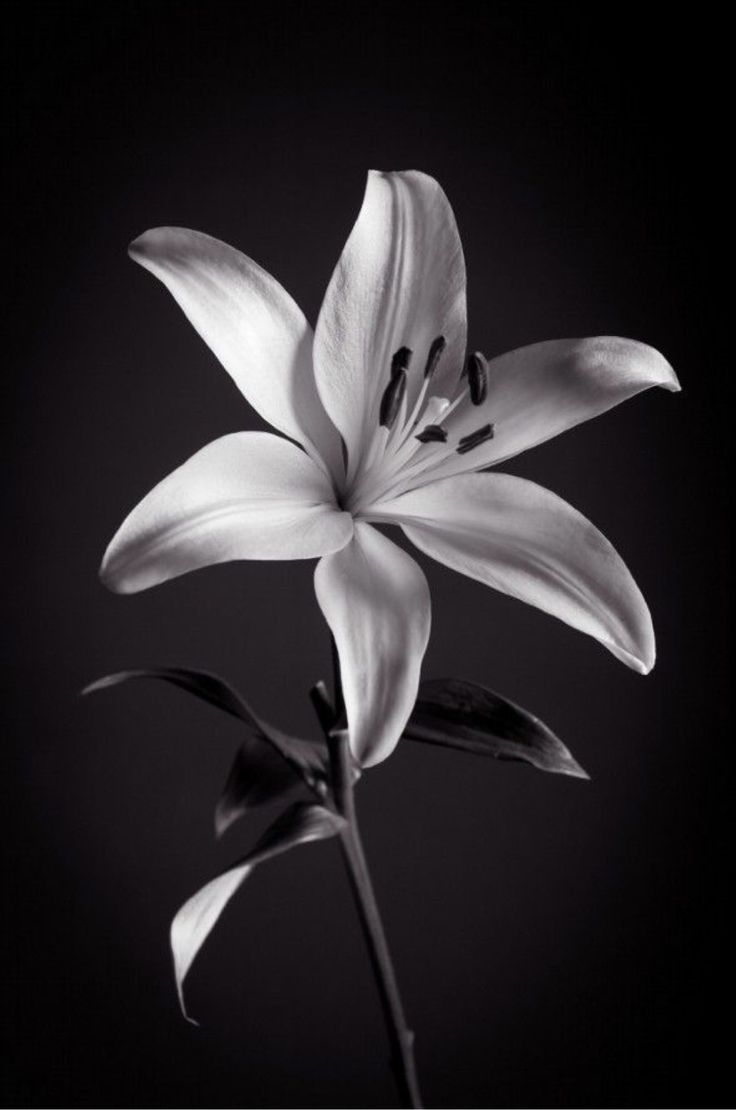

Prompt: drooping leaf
[
  {"left": 83, "top": 667, "right": 328, "bottom": 795},
  {"left": 171, "top": 802, "right": 345, "bottom": 1022},
  {"left": 404, "top": 678, "right": 589, "bottom": 779}
]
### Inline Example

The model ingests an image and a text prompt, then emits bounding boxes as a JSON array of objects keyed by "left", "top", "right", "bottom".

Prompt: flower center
[{"left": 346, "top": 337, "right": 494, "bottom": 515}]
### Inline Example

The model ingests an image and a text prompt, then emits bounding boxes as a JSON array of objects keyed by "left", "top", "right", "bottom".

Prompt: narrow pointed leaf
[
  {"left": 214, "top": 740, "right": 308, "bottom": 837},
  {"left": 404, "top": 678, "right": 588, "bottom": 779},
  {"left": 83, "top": 667, "right": 328, "bottom": 793},
  {"left": 171, "top": 802, "right": 345, "bottom": 1022},
  {"left": 308, "top": 679, "right": 336, "bottom": 736}
]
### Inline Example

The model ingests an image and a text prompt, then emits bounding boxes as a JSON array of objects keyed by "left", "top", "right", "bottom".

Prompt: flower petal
[
  {"left": 427, "top": 337, "right": 679, "bottom": 481},
  {"left": 129, "top": 227, "right": 343, "bottom": 480},
  {"left": 370, "top": 472, "right": 655, "bottom": 673},
  {"left": 101, "top": 432, "right": 353, "bottom": 593},
  {"left": 313, "top": 171, "right": 466, "bottom": 483},
  {"left": 314, "top": 522, "right": 431, "bottom": 766}
]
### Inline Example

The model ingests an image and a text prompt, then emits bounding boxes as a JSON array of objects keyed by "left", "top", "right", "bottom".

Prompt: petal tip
[
  {"left": 98, "top": 547, "right": 147, "bottom": 595},
  {"left": 127, "top": 229, "right": 152, "bottom": 262},
  {"left": 619, "top": 645, "right": 655, "bottom": 675},
  {"left": 565, "top": 759, "right": 591, "bottom": 781},
  {"left": 637, "top": 654, "right": 656, "bottom": 676},
  {"left": 98, "top": 553, "right": 128, "bottom": 594},
  {"left": 575, "top": 336, "right": 680, "bottom": 396},
  {"left": 632, "top": 626, "right": 656, "bottom": 674},
  {"left": 651, "top": 349, "right": 681, "bottom": 393},
  {"left": 367, "top": 167, "right": 443, "bottom": 193},
  {"left": 631, "top": 339, "right": 680, "bottom": 394},
  {"left": 97, "top": 557, "right": 118, "bottom": 592},
  {"left": 128, "top": 226, "right": 177, "bottom": 265},
  {"left": 664, "top": 368, "right": 682, "bottom": 393}
]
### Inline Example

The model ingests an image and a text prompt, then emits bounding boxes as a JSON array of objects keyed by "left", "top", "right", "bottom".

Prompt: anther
[
  {"left": 468, "top": 352, "right": 488, "bottom": 405},
  {"left": 456, "top": 423, "right": 495, "bottom": 454},
  {"left": 391, "top": 347, "right": 412, "bottom": 378},
  {"left": 380, "top": 369, "right": 407, "bottom": 429},
  {"left": 424, "top": 336, "right": 446, "bottom": 379},
  {"left": 415, "top": 424, "right": 448, "bottom": 444}
]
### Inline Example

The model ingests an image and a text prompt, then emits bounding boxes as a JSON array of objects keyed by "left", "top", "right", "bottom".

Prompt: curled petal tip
[
  {"left": 368, "top": 168, "right": 444, "bottom": 192},
  {"left": 98, "top": 552, "right": 134, "bottom": 595},
  {"left": 638, "top": 653, "right": 656, "bottom": 676},
  {"left": 612, "top": 640, "right": 655, "bottom": 675},
  {"left": 629, "top": 339, "right": 680, "bottom": 393},
  {"left": 98, "top": 539, "right": 153, "bottom": 594},
  {"left": 655, "top": 352, "right": 681, "bottom": 393},
  {"left": 575, "top": 337, "right": 680, "bottom": 394},
  {"left": 607, "top": 608, "right": 656, "bottom": 672},
  {"left": 127, "top": 230, "right": 150, "bottom": 261},
  {"left": 127, "top": 227, "right": 166, "bottom": 263},
  {"left": 639, "top": 638, "right": 656, "bottom": 673},
  {"left": 97, "top": 555, "right": 117, "bottom": 592},
  {"left": 632, "top": 618, "right": 656, "bottom": 675}
]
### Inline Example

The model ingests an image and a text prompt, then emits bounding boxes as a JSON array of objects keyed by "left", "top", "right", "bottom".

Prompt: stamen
[
  {"left": 456, "top": 423, "right": 495, "bottom": 454},
  {"left": 424, "top": 336, "right": 446, "bottom": 379},
  {"left": 415, "top": 424, "right": 448, "bottom": 444},
  {"left": 391, "top": 347, "right": 412, "bottom": 378},
  {"left": 379, "top": 369, "right": 407, "bottom": 429},
  {"left": 468, "top": 352, "right": 488, "bottom": 405}
]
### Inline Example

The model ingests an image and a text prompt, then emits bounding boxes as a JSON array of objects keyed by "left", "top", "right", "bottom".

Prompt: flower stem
[{"left": 328, "top": 728, "right": 423, "bottom": 1109}]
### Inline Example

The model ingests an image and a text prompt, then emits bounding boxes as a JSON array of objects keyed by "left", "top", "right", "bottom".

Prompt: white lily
[{"left": 101, "top": 170, "right": 679, "bottom": 768}]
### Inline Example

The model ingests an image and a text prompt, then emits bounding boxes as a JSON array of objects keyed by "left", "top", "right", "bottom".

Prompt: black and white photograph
[{"left": 5, "top": 3, "right": 726, "bottom": 1107}]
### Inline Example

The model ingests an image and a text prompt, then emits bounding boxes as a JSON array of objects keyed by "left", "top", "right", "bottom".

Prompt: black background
[{"left": 5, "top": 3, "right": 727, "bottom": 1107}]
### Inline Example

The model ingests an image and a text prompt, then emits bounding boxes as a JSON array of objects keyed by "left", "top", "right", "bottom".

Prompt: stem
[
  {"left": 330, "top": 634, "right": 345, "bottom": 724},
  {"left": 329, "top": 730, "right": 423, "bottom": 1109}
]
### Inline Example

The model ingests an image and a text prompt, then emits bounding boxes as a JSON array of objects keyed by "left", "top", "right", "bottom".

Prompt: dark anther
[
  {"left": 456, "top": 423, "right": 495, "bottom": 454},
  {"left": 468, "top": 352, "right": 488, "bottom": 405},
  {"left": 391, "top": 347, "right": 413, "bottom": 378},
  {"left": 424, "top": 335, "right": 446, "bottom": 379},
  {"left": 415, "top": 424, "right": 448, "bottom": 444},
  {"left": 380, "top": 369, "right": 407, "bottom": 429}
]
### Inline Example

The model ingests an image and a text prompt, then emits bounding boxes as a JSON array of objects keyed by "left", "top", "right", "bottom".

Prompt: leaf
[
  {"left": 214, "top": 740, "right": 311, "bottom": 838},
  {"left": 404, "top": 678, "right": 589, "bottom": 779},
  {"left": 83, "top": 667, "right": 329, "bottom": 805},
  {"left": 170, "top": 802, "right": 345, "bottom": 1023},
  {"left": 308, "top": 679, "right": 336, "bottom": 736}
]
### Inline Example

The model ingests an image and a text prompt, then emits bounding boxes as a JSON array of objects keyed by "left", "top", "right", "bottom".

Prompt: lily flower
[{"left": 101, "top": 170, "right": 679, "bottom": 768}]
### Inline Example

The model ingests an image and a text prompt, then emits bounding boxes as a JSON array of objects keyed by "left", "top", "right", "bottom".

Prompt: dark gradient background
[{"left": 5, "top": 4, "right": 727, "bottom": 1107}]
